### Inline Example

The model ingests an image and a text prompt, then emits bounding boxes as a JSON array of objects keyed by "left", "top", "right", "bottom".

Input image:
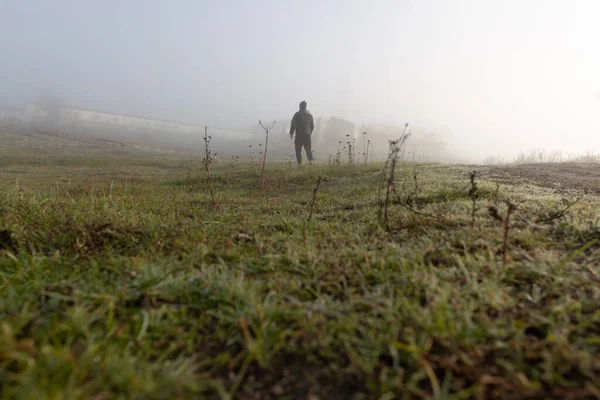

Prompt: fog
[{"left": 1, "top": 0, "right": 599, "bottom": 162}]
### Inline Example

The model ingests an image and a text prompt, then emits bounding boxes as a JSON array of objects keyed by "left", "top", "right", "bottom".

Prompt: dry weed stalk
[
  {"left": 346, "top": 134, "right": 353, "bottom": 165},
  {"left": 202, "top": 126, "right": 217, "bottom": 207},
  {"left": 413, "top": 169, "right": 420, "bottom": 207},
  {"left": 378, "top": 123, "right": 411, "bottom": 230},
  {"left": 307, "top": 176, "right": 325, "bottom": 223},
  {"left": 468, "top": 171, "right": 479, "bottom": 228},
  {"left": 502, "top": 201, "right": 517, "bottom": 265},
  {"left": 258, "top": 120, "right": 275, "bottom": 190},
  {"left": 488, "top": 198, "right": 519, "bottom": 264},
  {"left": 362, "top": 132, "right": 368, "bottom": 165}
]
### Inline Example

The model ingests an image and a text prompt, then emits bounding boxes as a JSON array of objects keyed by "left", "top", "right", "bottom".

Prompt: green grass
[{"left": 1, "top": 148, "right": 600, "bottom": 399}]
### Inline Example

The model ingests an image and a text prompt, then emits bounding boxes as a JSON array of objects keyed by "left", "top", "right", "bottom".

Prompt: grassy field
[{"left": 2, "top": 132, "right": 600, "bottom": 399}]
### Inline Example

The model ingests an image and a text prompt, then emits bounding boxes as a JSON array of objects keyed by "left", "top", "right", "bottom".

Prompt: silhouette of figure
[{"left": 289, "top": 101, "right": 314, "bottom": 166}]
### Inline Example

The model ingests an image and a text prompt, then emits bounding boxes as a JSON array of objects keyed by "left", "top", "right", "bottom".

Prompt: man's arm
[
  {"left": 289, "top": 113, "right": 297, "bottom": 138},
  {"left": 310, "top": 114, "right": 314, "bottom": 133}
]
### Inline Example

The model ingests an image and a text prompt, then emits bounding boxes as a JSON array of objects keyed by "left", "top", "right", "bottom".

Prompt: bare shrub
[{"left": 484, "top": 156, "right": 505, "bottom": 165}]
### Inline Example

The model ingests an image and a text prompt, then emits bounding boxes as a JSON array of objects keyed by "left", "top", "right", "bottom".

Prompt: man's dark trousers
[{"left": 295, "top": 134, "right": 313, "bottom": 165}]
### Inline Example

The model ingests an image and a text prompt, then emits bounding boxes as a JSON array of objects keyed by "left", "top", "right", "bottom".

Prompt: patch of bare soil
[{"left": 494, "top": 163, "right": 600, "bottom": 194}]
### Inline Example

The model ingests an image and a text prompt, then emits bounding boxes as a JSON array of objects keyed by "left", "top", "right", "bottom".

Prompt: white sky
[{"left": 1, "top": 0, "right": 599, "bottom": 160}]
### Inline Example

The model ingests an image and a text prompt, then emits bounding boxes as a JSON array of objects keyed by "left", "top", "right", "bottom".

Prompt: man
[{"left": 289, "top": 100, "right": 314, "bottom": 166}]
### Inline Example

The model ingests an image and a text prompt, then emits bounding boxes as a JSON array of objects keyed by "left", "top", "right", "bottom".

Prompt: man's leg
[
  {"left": 304, "top": 137, "right": 313, "bottom": 165},
  {"left": 295, "top": 139, "right": 303, "bottom": 166}
]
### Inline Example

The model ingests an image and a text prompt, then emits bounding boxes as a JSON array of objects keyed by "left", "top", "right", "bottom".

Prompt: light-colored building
[
  {"left": 3, "top": 103, "right": 253, "bottom": 142},
  {"left": 19, "top": 103, "right": 201, "bottom": 135}
]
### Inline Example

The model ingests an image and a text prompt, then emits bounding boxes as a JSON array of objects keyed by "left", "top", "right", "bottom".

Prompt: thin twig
[
  {"left": 535, "top": 197, "right": 581, "bottom": 223},
  {"left": 503, "top": 201, "right": 517, "bottom": 265},
  {"left": 307, "top": 176, "right": 324, "bottom": 223},
  {"left": 413, "top": 169, "right": 420, "bottom": 208},
  {"left": 394, "top": 199, "right": 447, "bottom": 222}
]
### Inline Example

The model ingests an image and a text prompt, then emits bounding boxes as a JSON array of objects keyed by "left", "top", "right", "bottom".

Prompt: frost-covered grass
[{"left": 1, "top": 152, "right": 600, "bottom": 399}]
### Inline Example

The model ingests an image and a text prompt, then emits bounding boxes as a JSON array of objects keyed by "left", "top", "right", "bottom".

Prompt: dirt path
[{"left": 494, "top": 163, "right": 600, "bottom": 194}]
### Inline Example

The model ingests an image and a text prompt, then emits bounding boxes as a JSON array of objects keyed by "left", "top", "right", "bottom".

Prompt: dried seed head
[{"left": 488, "top": 205, "right": 503, "bottom": 222}]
